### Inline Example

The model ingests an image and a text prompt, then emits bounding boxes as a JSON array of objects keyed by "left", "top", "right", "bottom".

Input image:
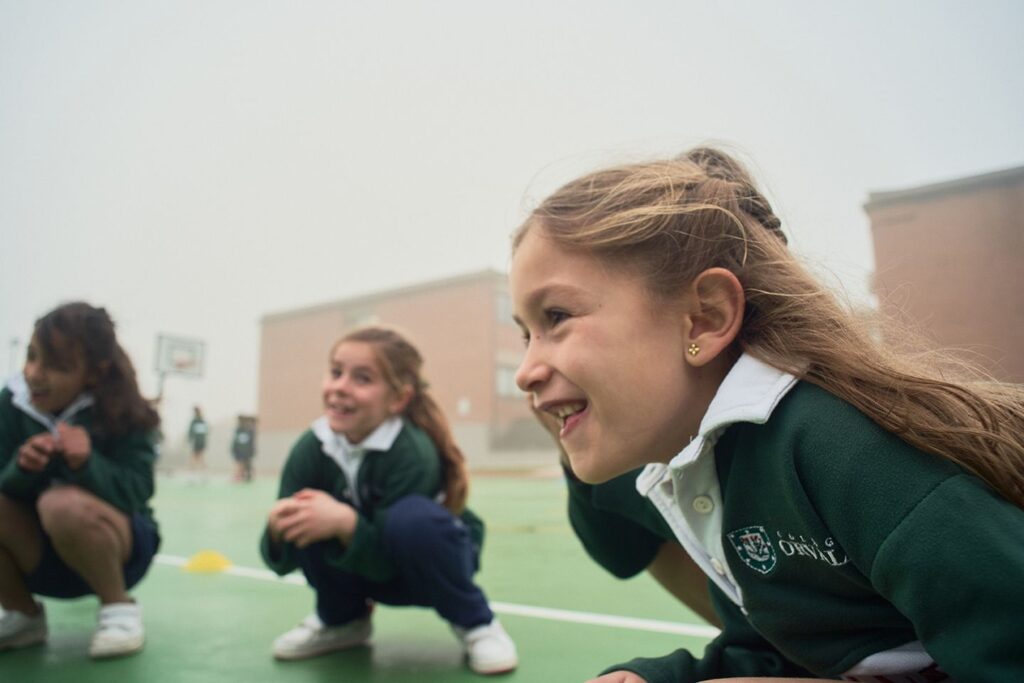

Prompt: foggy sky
[{"left": 2, "top": 0, "right": 1022, "bottom": 450}]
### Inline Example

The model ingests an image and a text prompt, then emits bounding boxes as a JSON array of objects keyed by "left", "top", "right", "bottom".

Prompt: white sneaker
[
  {"left": 453, "top": 619, "right": 518, "bottom": 675},
  {"left": 89, "top": 602, "right": 145, "bottom": 659},
  {"left": 0, "top": 603, "right": 47, "bottom": 651},
  {"left": 272, "top": 614, "right": 372, "bottom": 661}
]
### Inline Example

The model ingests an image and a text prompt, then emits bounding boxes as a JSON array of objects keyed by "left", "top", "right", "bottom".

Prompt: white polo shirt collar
[
  {"left": 6, "top": 373, "right": 95, "bottom": 435},
  {"left": 635, "top": 353, "right": 799, "bottom": 607},
  {"left": 311, "top": 415, "right": 403, "bottom": 507}
]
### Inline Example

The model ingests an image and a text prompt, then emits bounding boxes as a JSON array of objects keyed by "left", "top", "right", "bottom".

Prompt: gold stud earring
[{"left": 687, "top": 343, "right": 700, "bottom": 357}]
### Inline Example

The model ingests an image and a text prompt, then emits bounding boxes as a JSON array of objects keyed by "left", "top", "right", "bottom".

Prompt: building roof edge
[
  {"left": 864, "top": 164, "right": 1024, "bottom": 211},
  {"left": 260, "top": 268, "right": 506, "bottom": 324}
]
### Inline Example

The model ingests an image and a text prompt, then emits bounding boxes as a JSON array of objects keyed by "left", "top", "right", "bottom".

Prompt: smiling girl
[
  {"left": 510, "top": 148, "right": 1024, "bottom": 682},
  {"left": 259, "top": 326, "right": 517, "bottom": 675},
  {"left": 0, "top": 302, "right": 161, "bottom": 659}
]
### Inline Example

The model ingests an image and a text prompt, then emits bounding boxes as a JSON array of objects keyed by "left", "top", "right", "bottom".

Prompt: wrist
[
  {"left": 337, "top": 505, "right": 358, "bottom": 541},
  {"left": 63, "top": 452, "right": 89, "bottom": 470}
]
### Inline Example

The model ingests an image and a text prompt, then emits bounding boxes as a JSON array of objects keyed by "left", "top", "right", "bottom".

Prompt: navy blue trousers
[{"left": 296, "top": 494, "right": 493, "bottom": 630}]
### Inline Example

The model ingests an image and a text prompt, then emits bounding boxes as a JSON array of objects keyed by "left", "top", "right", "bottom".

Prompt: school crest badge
[{"left": 727, "top": 526, "right": 777, "bottom": 575}]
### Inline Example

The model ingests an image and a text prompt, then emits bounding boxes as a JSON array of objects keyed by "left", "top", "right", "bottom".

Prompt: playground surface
[{"left": 3, "top": 471, "right": 716, "bottom": 682}]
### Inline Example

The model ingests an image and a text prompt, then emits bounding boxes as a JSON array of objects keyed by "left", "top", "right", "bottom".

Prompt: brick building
[
  {"left": 256, "top": 270, "right": 550, "bottom": 471},
  {"left": 865, "top": 165, "right": 1024, "bottom": 383}
]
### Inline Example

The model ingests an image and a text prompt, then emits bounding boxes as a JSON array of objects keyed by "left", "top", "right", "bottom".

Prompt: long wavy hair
[
  {"left": 33, "top": 302, "right": 160, "bottom": 437},
  {"left": 336, "top": 326, "right": 469, "bottom": 514},
  {"left": 514, "top": 147, "right": 1024, "bottom": 506}
]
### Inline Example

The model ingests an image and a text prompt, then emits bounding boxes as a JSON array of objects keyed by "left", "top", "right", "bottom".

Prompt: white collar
[
  {"left": 311, "top": 414, "right": 404, "bottom": 461},
  {"left": 637, "top": 353, "right": 798, "bottom": 492},
  {"left": 6, "top": 373, "right": 95, "bottom": 435}
]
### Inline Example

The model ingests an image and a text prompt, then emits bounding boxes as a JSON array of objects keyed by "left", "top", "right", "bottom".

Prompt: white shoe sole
[
  {"left": 273, "top": 619, "right": 372, "bottom": 661},
  {"left": 89, "top": 636, "right": 145, "bottom": 659},
  {"left": 273, "top": 638, "right": 369, "bottom": 661},
  {"left": 469, "top": 655, "right": 519, "bottom": 675},
  {"left": 0, "top": 630, "right": 47, "bottom": 651}
]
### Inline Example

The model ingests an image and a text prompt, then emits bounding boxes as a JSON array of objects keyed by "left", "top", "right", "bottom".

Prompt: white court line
[
  {"left": 485, "top": 602, "right": 718, "bottom": 638},
  {"left": 155, "top": 553, "right": 720, "bottom": 639}
]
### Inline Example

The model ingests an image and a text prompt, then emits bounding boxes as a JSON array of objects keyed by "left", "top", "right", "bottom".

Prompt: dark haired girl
[{"left": 0, "top": 302, "right": 160, "bottom": 659}]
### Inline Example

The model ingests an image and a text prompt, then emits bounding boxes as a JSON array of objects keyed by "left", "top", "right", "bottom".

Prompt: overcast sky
[{"left": 2, "top": 0, "right": 1022, "bottom": 444}]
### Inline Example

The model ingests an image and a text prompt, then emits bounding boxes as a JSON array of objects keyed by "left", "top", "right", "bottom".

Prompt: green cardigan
[
  {"left": 0, "top": 386, "right": 158, "bottom": 521},
  {"left": 612, "top": 378, "right": 1024, "bottom": 682},
  {"left": 260, "top": 419, "right": 484, "bottom": 583}
]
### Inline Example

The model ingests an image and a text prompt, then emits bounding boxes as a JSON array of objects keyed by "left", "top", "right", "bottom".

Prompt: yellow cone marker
[{"left": 184, "top": 550, "right": 232, "bottom": 573}]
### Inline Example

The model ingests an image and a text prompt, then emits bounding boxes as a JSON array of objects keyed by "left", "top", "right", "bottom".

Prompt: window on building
[
  {"left": 495, "top": 291, "right": 515, "bottom": 326},
  {"left": 495, "top": 366, "right": 521, "bottom": 398},
  {"left": 346, "top": 308, "right": 379, "bottom": 328}
]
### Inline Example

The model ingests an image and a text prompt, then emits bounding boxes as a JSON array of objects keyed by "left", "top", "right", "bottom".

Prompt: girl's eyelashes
[
  {"left": 518, "top": 309, "right": 571, "bottom": 347},
  {"left": 328, "top": 365, "right": 377, "bottom": 384},
  {"left": 545, "top": 308, "right": 570, "bottom": 326}
]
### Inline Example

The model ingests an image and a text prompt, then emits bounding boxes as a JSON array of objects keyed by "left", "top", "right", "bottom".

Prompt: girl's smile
[
  {"left": 324, "top": 402, "right": 357, "bottom": 419},
  {"left": 536, "top": 399, "right": 589, "bottom": 438}
]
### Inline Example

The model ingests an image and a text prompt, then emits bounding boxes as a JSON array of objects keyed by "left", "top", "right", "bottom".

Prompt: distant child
[
  {"left": 510, "top": 147, "right": 1024, "bottom": 682},
  {"left": 187, "top": 405, "right": 208, "bottom": 470},
  {"left": 0, "top": 302, "right": 161, "bottom": 659},
  {"left": 231, "top": 415, "right": 256, "bottom": 482},
  {"left": 260, "top": 326, "right": 518, "bottom": 674}
]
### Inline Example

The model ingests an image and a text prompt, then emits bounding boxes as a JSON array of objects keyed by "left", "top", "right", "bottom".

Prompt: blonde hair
[
  {"left": 335, "top": 326, "right": 469, "bottom": 514},
  {"left": 515, "top": 147, "right": 1024, "bottom": 506}
]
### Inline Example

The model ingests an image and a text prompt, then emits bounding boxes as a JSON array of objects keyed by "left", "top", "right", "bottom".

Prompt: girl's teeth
[{"left": 553, "top": 403, "right": 584, "bottom": 419}]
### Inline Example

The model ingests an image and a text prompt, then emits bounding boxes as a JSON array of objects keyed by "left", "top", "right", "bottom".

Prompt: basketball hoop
[
  {"left": 154, "top": 334, "right": 205, "bottom": 403},
  {"left": 155, "top": 335, "right": 205, "bottom": 379}
]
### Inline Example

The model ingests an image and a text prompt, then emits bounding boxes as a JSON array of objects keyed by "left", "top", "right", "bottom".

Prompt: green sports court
[{"left": 3, "top": 471, "right": 717, "bottom": 682}]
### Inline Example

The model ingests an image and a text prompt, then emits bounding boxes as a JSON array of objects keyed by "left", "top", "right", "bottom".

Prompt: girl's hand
[
  {"left": 267, "top": 497, "right": 301, "bottom": 542},
  {"left": 17, "top": 433, "right": 56, "bottom": 472},
  {"left": 586, "top": 673, "right": 648, "bottom": 683},
  {"left": 55, "top": 423, "right": 92, "bottom": 470},
  {"left": 274, "top": 489, "right": 358, "bottom": 548}
]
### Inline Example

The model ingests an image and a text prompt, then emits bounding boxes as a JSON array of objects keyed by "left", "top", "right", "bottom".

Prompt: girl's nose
[
  {"left": 515, "top": 342, "right": 551, "bottom": 393},
  {"left": 23, "top": 361, "right": 41, "bottom": 384}
]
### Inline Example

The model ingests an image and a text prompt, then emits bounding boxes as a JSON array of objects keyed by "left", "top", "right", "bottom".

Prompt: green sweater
[
  {"left": 612, "top": 358, "right": 1024, "bottom": 682},
  {"left": 566, "top": 468, "right": 810, "bottom": 680},
  {"left": 0, "top": 385, "right": 158, "bottom": 521},
  {"left": 566, "top": 465, "right": 673, "bottom": 579},
  {"left": 260, "top": 419, "right": 484, "bottom": 583}
]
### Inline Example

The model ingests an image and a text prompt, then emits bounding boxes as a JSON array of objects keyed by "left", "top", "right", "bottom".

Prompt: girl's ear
[
  {"left": 683, "top": 268, "right": 745, "bottom": 367},
  {"left": 389, "top": 384, "right": 415, "bottom": 415}
]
